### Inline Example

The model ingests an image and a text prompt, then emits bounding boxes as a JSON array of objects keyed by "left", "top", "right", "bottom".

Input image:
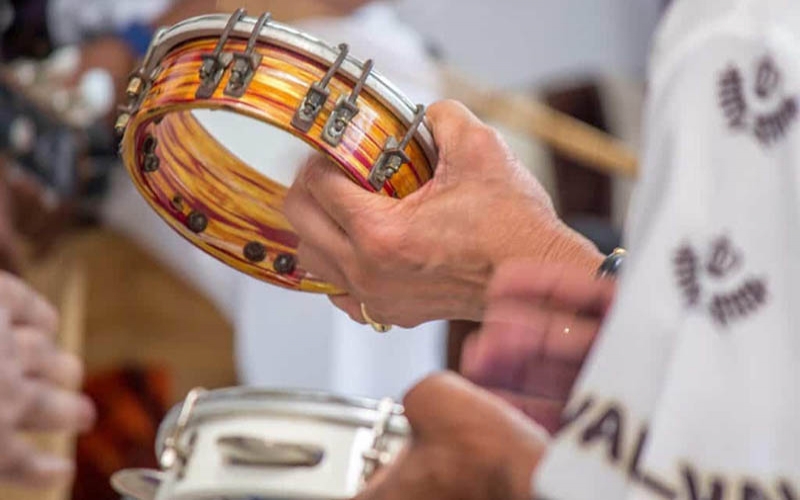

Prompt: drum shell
[
  {"left": 153, "top": 388, "right": 409, "bottom": 500},
  {"left": 120, "top": 14, "right": 437, "bottom": 293}
]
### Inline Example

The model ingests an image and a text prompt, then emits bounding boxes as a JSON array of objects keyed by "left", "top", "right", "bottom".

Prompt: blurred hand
[
  {"left": 355, "top": 373, "right": 548, "bottom": 500},
  {"left": 0, "top": 272, "right": 96, "bottom": 487},
  {"left": 284, "top": 100, "right": 602, "bottom": 328},
  {"left": 461, "top": 261, "right": 616, "bottom": 433}
]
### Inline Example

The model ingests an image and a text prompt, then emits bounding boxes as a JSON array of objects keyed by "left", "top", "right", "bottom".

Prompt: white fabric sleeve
[{"left": 534, "top": 0, "right": 800, "bottom": 498}]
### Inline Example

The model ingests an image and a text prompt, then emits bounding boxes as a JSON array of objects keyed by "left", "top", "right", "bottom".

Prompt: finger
[
  {"left": 0, "top": 434, "right": 74, "bottom": 487},
  {"left": 403, "top": 372, "right": 505, "bottom": 438},
  {"left": 426, "top": 100, "right": 486, "bottom": 155},
  {"left": 284, "top": 173, "right": 353, "bottom": 262},
  {"left": 482, "top": 301, "right": 600, "bottom": 362},
  {"left": 0, "top": 273, "right": 59, "bottom": 332},
  {"left": 294, "top": 155, "right": 396, "bottom": 236},
  {"left": 488, "top": 261, "right": 616, "bottom": 316},
  {"left": 328, "top": 294, "right": 367, "bottom": 325},
  {"left": 18, "top": 381, "right": 96, "bottom": 432},
  {"left": 352, "top": 451, "right": 415, "bottom": 500},
  {"left": 464, "top": 321, "right": 583, "bottom": 399},
  {"left": 461, "top": 308, "right": 596, "bottom": 397},
  {"left": 15, "top": 327, "right": 55, "bottom": 375},
  {"left": 16, "top": 328, "right": 83, "bottom": 388},
  {"left": 296, "top": 243, "right": 350, "bottom": 290}
]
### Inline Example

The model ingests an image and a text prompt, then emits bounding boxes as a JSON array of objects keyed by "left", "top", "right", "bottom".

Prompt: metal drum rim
[
  {"left": 155, "top": 387, "right": 409, "bottom": 458},
  {"left": 148, "top": 12, "right": 438, "bottom": 169}
]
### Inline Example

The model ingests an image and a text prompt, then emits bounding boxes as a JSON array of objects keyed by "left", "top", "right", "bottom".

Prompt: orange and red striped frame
[{"left": 119, "top": 17, "right": 436, "bottom": 294}]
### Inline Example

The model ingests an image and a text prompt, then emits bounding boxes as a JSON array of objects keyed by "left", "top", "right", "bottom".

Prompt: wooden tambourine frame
[{"left": 116, "top": 9, "right": 437, "bottom": 293}]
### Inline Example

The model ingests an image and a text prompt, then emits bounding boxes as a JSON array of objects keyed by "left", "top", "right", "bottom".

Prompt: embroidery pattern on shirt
[
  {"left": 718, "top": 56, "right": 798, "bottom": 146},
  {"left": 674, "top": 236, "right": 768, "bottom": 327}
]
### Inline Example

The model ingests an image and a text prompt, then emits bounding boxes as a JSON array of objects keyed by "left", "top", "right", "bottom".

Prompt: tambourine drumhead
[
  {"left": 118, "top": 11, "right": 437, "bottom": 294},
  {"left": 113, "top": 388, "right": 409, "bottom": 500}
]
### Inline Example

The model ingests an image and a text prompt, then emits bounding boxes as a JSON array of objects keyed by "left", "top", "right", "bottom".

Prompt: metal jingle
[
  {"left": 368, "top": 104, "right": 426, "bottom": 191},
  {"left": 196, "top": 8, "right": 246, "bottom": 99},
  {"left": 115, "top": 111, "right": 131, "bottom": 136},
  {"left": 218, "top": 436, "right": 325, "bottom": 468},
  {"left": 322, "top": 59, "right": 374, "bottom": 147},
  {"left": 225, "top": 11, "right": 271, "bottom": 97},
  {"left": 291, "top": 43, "right": 350, "bottom": 132}
]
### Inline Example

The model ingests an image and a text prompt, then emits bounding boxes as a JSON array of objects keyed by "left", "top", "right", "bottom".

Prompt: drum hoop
[
  {"left": 147, "top": 13, "right": 438, "bottom": 168},
  {"left": 155, "top": 387, "right": 409, "bottom": 458}
]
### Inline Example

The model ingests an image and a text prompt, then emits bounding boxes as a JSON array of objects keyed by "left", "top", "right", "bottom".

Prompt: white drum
[{"left": 111, "top": 388, "right": 409, "bottom": 500}]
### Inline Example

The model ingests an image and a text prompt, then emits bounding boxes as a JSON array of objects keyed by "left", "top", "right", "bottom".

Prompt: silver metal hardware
[
  {"left": 134, "top": 15, "right": 437, "bottom": 167},
  {"left": 114, "top": 28, "right": 166, "bottom": 136},
  {"left": 159, "top": 387, "right": 206, "bottom": 472},
  {"left": 218, "top": 436, "right": 324, "bottom": 467},
  {"left": 224, "top": 12, "right": 270, "bottom": 97},
  {"left": 368, "top": 104, "right": 425, "bottom": 191},
  {"left": 196, "top": 8, "right": 245, "bottom": 99},
  {"left": 322, "top": 59, "right": 374, "bottom": 146},
  {"left": 360, "top": 398, "right": 395, "bottom": 485},
  {"left": 291, "top": 43, "right": 350, "bottom": 133}
]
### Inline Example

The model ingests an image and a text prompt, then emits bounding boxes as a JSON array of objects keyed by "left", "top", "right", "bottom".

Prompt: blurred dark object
[
  {"left": 72, "top": 365, "right": 172, "bottom": 500},
  {"left": 544, "top": 82, "right": 613, "bottom": 221},
  {"left": 0, "top": 0, "right": 53, "bottom": 60},
  {"left": 0, "top": 65, "right": 116, "bottom": 256},
  {"left": 544, "top": 82, "right": 620, "bottom": 255}
]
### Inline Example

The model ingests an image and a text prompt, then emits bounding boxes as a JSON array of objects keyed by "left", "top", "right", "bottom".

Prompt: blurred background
[{"left": 0, "top": 0, "right": 662, "bottom": 498}]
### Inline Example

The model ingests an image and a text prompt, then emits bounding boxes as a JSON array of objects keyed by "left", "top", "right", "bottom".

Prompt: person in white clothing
[{"left": 283, "top": 0, "right": 800, "bottom": 499}]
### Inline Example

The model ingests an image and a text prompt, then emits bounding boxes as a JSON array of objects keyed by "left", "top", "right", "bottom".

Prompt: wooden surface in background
[{"left": 0, "top": 228, "right": 237, "bottom": 499}]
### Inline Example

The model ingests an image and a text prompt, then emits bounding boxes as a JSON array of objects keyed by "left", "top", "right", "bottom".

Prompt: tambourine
[
  {"left": 111, "top": 387, "right": 408, "bottom": 500},
  {"left": 115, "top": 9, "right": 437, "bottom": 294}
]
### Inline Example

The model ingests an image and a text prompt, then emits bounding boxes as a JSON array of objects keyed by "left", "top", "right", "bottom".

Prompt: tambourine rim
[
  {"left": 148, "top": 13, "right": 438, "bottom": 168},
  {"left": 121, "top": 103, "right": 361, "bottom": 295},
  {"left": 155, "top": 387, "right": 409, "bottom": 459}
]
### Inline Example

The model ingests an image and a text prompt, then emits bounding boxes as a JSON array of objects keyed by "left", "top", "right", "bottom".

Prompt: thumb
[
  {"left": 425, "top": 100, "right": 487, "bottom": 158},
  {"left": 402, "top": 371, "right": 483, "bottom": 437},
  {"left": 425, "top": 100, "right": 514, "bottom": 185}
]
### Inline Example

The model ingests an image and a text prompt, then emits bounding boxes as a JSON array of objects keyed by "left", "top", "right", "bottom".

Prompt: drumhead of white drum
[{"left": 156, "top": 387, "right": 409, "bottom": 458}]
